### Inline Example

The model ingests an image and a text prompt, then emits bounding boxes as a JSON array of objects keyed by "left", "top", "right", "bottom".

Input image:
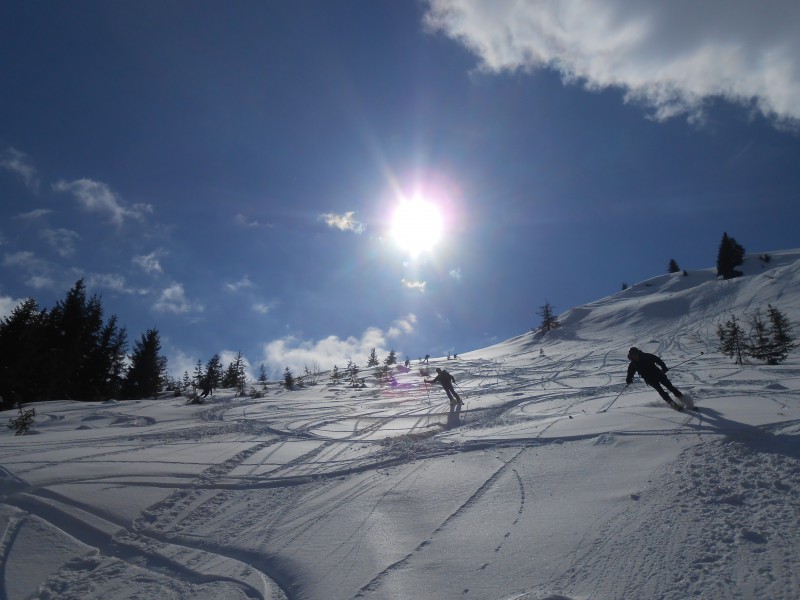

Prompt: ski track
[{"left": 353, "top": 447, "right": 528, "bottom": 598}]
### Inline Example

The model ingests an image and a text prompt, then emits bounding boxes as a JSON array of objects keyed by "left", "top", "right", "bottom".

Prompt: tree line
[{"left": 0, "top": 279, "right": 167, "bottom": 405}]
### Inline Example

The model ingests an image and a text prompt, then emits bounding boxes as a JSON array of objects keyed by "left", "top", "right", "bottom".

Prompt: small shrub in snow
[{"left": 8, "top": 406, "right": 36, "bottom": 435}]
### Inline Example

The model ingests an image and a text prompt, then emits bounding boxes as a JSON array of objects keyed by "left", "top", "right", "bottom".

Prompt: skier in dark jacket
[
  {"left": 626, "top": 347, "right": 684, "bottom": 409},
  {"left": 426, "top": 368, "right": 462, "bottom": 405}
]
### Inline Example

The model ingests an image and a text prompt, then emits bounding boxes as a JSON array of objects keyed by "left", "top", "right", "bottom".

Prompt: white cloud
[
  {"left": 133, "top": 251, "right": 165, "bottom": 274},
  {"left": 449, "top": 268, "right": 462, "bottom": 280},
  {"left": 40, "top": 228, "right": 80, "bottom": 258},
  {"left": 252, "top": 302, "right": 272, "bottom": 314},
  {"left": 235, "top": 213, "right": 269, "bottom": 228},
  {"left": 320, "top": 211, "right": 366, "bottom": 234},
  {"left": 387, "top": 313, "right": 417, "bottom": 338},
  {"left": 225, "top": 275, "right": 254, "bottom": 293},
  {"left": 17, "top": 209, "right": 52, "bottom": 220},
  {"left": 86, "top": 273, "right": 135, "bottom": 294},
  {"left": 424, "top": 0, "right": 800, "bottom": 125},
  {"left": 153, "top": 283, "right": 203, "bottom": 315},
  {"left": 0, "top": 147, "right": 39, "bottom": 191},
  {"left": 402, "top": 279, "right": 427, "bottom": 293},
  {"left": 3, "top": 251, "right": 45, "bottom": 270},
  {"left": 53, "top": 178, "right": 153, "bottom": 226},
  {"left": 262, "top": 325, "right": 400, "bottom": 376},
  {"left": 0, "top": 294, "right": 27, "bottom": 319}
]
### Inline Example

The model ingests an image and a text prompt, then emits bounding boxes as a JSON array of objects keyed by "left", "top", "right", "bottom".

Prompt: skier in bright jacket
[
  {"left": 626, "top": 347, "right": 684, "bottom": 409},
  {"left": 426, "top": 368, "right": 462, "bottom": 405}
]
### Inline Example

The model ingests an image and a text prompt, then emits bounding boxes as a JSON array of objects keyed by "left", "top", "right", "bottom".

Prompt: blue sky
[{"left": 2, "top": 1, "right": 799, "bottom": 379}]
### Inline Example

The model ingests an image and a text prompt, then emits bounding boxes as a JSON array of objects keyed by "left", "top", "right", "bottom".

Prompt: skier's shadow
[
  {"left": 445, "top": 403, "right": 463, "bottom": 430},
  {"left": 691, "top": 407, "right": 800, "bottom": 460}
]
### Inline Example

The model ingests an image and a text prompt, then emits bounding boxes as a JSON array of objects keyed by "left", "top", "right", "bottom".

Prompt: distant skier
[
  {"left": 199, "top": 378, "right": 213, "bottom": 399},
  {"left": 625, "top": 347, "right": 684, "bottom": 410},
  {"left": 425, "top": 367, "right": 462, "bottom": 406},
  {"left": 424, "top": 354, "right": 430, "bottom": 364}
]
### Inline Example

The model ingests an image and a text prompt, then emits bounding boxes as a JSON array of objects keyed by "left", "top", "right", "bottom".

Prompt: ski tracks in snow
[
  {"left": 353, "top": 447, "right": 528, "bottom": 598},
  {"left": 554, "top": 433, "right": 800, "bottom": 599}
]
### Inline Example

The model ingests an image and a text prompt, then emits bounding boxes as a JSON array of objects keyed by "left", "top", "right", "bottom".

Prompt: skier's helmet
[{"left": 628, "top": 347, "right": 640, "bottom": 360}]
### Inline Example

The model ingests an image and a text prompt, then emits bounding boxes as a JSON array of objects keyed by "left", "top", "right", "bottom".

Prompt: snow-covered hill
[{"left": 2, "top": 251, "right": 799, "bottom": 600}]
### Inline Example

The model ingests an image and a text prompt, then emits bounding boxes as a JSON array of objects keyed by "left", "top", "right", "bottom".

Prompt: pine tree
[
  {"left": 384, "top": 349, "right": 397, "bottom": 365},
  {"left": 122, "top": 329, "right": 167, "bottom": 399},
  {"left": 258, "top": 364, "right": 268, "bottom": 389},
  {"left": 0, "top": 298, "right": 48, "bottom": 403},
  {"left": 331, "top": 365, "right": 341, "bottom": 383},
  {"left": 718, "top": 315, "right": 746, "bottom": 364},
  {"left": 766, "top": 304, "right": 796, "bottom": 364},
  {"left": 668, "top": 259, "right": 680, "bottom": 273},
  {"left": 367, "top": 348, "right": 379, "bottom": 367},
  {"left": 182, "top": 371, "right": 191, "bottom": 390},
  {"left": 747, "top": 310, "right": 771, "bottom": 362},
  {"left": 283, "top": 367, "right": 294, "bottom": 390},
  {"left": 193, "top": 360, "right": 205, "bottom": 390},
  {"left": 716, "top": 232, "right": 745, "bottom": 279},
  {"left": 222, "top": 352, "right": 247, "bottom": 394},
  {"left": 205, "top": 354, "right": 223, "bottom": 388},
  {"left": 538, "top": 301, "right": 558, "bottom": 332}
]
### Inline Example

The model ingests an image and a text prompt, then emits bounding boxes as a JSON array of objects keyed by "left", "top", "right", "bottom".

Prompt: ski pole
[
  {"left": 668, "top": 351, "right": 704, "bottom": 371},
  {"left": 601, "top": 384, "right": 628, "bottom": 413}
]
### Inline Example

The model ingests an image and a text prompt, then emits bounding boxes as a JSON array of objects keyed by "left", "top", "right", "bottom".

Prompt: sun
[{"left": 390, "top": 197, "right": 444, "bottom": 257}]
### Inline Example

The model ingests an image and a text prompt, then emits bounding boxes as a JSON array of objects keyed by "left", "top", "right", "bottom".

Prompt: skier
[
  {"left": 625, "top": 347, "right": 684, "bottom": 410},
  {"left": 199, "top": 377, "right": 213, "bottom": 399},
  {"left": 425, "top": 367, "right": 462, "bottom": 406}
]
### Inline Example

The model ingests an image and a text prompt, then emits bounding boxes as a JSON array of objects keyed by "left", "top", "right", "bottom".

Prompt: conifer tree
[
  {"left": 367, "top": 348, "right": 379, "bottom": 367},
  {"left": 122, "top": 329, "right": 167, "bottom": 399},
  {"left": 193, "top": 360, "right": 205, "bottom": 390},
  {"left": 538, "top": 301, "right": 558, "bottom": 332},
  {"left": 668, "top": 259, "right": 680, "bottom": 273},
  {"left": 716, "top": 232, "right": 745, "bottom": 279},
  {"left": 747, "top": 310, "right": 771, "bottom": 362},
  {"left": 766, "top": 304, "right": 796, "bottom": 364},
  {"left": 205, "top": 354, "right": 223, "bottom": 388},
  {"left": 717, "top": 315, "right": 746, "bottom": 364},
  {"left": 283, "top": 367, "right": 294, "bottom": 389},
  {"left": 258, "top": 364, "right": 268, "bottom": 389},
  {"left": 384, "top": 349, "right": 397, "bottom": 365}
]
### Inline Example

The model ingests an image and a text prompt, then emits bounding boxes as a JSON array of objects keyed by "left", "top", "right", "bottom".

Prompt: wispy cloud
[
  {"left": 86, "top": 273, "right": 136, "bottom": 294},
  {"left": 40, "top": 228, "right": 80, "bottom": 258},
  {"left": 16, "top": 209, "right": 52, "bottom": 220},
  {"left": 53, "top": 178, "right": 153, "bottom": 226},
  {"left": 225, "top": 275, "right": 254, "bottom": 293},
  {"left": 449, "top": 268, "right": 462, "bottom": 280},
  {"left": 252, "top": 302, "right": 272, "bottom": 314},
  {"left": 153, "top": 283, "right": 203, "bottom": 315},
  {"left": 402, "top": 279, "right": 427, "bottom": 293},
  {"left": 234, "top": 213, "right": 271, "bottom": 228},
  {"left": 133, "top": 251, "right": 165, "bottom": 274},
  {"left": 425, "top": 0, "right": 800, "bottom": 125},
  {"left": 387, "top": 313, "right": 417, "bottom": 338},
  {"left": 320, "top": 211, "right": 366, "bottom": 234},
  {"left": 0, "top": 147, "right": 39, "bottom": 191}
]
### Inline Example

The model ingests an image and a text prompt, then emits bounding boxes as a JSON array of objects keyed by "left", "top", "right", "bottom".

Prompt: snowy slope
[{"left": 1, "top": 251, "right": 799, "bottom": 600}]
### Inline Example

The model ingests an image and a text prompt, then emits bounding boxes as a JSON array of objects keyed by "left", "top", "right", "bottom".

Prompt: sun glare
[{"left": 391, "top": 197, "right": 443, "bottom": 257}]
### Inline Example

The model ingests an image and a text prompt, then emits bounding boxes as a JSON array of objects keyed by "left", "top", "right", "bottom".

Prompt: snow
[{"left": 2, "top": 250, "right": 799, "bottom": 600}]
